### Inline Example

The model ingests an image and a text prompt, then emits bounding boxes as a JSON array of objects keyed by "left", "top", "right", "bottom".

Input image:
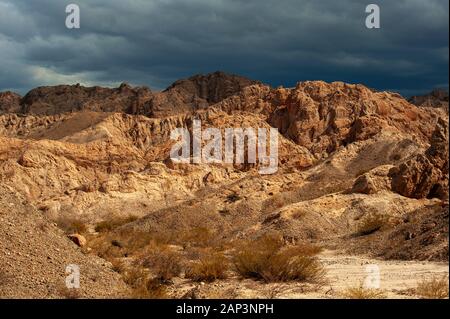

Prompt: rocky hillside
[
  {"left": 409, "top": 89, "right": 449, "bottom": 111},
  {"left": 0, "top": 185, "right": 129, "bottom": 298},
  {"left": 0, "top": 91, "right": 21, "bottom": 114},
  {"left": 0, "top": 72, "right": 448, "bottom": 298},
  {"left": 1, "top": 71, "right": 259, "bottom": 117}
]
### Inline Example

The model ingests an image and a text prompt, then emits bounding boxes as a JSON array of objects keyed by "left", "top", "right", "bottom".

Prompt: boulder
[
  {"left": 68, "top": 234, "right": 87, "bottom": 247},
  {"left": 351, "top": 165, "right": 394, "bottom": 195}
]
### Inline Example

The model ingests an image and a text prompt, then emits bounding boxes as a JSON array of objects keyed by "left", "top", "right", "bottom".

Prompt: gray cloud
[{"left": 0, "top": 0, "right": 448, "bottom": 96}]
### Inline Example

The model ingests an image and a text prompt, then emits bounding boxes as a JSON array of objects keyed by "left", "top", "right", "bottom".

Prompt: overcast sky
[{"left": 0, "top": 0, "right": 448, "bottom": 96}]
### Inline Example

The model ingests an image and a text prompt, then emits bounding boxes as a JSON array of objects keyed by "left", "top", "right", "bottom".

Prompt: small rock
[{"left": 68, "top": 234, "right": 87, "bottom": 247}]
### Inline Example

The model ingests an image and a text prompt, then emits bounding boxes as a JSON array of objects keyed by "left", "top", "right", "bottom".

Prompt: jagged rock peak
[
  {"left": 0, "top": 91, "right": 22, "bottom": 114},
  {"left": 164, "top": 71, "right": 262, "bottom": 104},
  {"left": 19, "top": 83, "right": 153, "bottom": 115},
  {"left": 409, "top": 88, "right": 449, "bottom": 109}
]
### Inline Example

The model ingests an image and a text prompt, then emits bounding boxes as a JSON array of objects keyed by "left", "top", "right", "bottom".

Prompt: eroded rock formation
[{"left": 389, "top": 117, "right": 449, "bottom": 200}]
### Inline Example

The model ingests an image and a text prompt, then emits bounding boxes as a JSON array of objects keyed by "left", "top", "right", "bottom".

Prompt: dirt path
[
  {"left": 170, "top": 250, "right": 449, "bottom": 299},
  {"left": 316, "top": 250, "right": 449, "bottom": 298}
]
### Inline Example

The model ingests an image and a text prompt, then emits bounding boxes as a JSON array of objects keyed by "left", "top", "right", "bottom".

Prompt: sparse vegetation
[
  {"left": 102, "top": 243, "right": 177, "bottom": 298},
  {"left": 132, "top": 278, "right": 168, "bottom": 299},
  {"left": 415, "top": 275, "right": 449, "bottom": 299},
  {"left": 121, "top": 267, "right": 167, "bottom": 299},
  {"left": 342, "top": 286, "right": 386, "bottom": 299},
  {"left": 355, "top": 213, "right": 388, "bottom": 236},
  {"left": 233, "top": 234, "right": 325, "bottom": 283},
  {"left": 185, "top": 250, "right": 228, "bottom": 282},
  {"left": 95, "top": 216, "right": 138, "bottom": 233},
  {"left": 120, "top": 229, "right": 173, "bottom": 251},
  {"left": 110, "top": 259, "right": 127, "bottom": 274},
  {"left": 57, "top": 215, "right": 87, "bottom": 234},
  {"left": 180, "top": 227, "right": 221, "bottom": 248},
  {"left": 137, "top": 244, "right": 183, "bottom": 282}
]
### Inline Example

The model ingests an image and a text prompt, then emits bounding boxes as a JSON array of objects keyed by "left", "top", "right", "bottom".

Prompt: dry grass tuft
[
  {"left": 137, "top": 244, "right": 183, "bottom": 282},
  {"left": 122, "top": 267, "right": 167, "bottom": 299},
  {"left": 89, "top": 225, "right": 224, "bottom": 262},
  {"left": 132, "top": 278, "right": 168, "bottom": 299},
  {"left": 233, "top": 234, "right": 325, "bottom": 283},
  {"left": 179, "top": 227, "right": 222, "bottom": 248},
  {"left": 110, "top": 259, "right": 127, "bottom": 274},
  {"left": 89, "top": 236, "right": 124, "bottom": 259},
  {"left": 185, "top": 250, "right": 228, "bottom": 282},
  {"left": 57, "top": 215, "right": 87, "bottom": 234},
  {"left": 342, "top": 286, "right": 386, "bottom": 299},
  {"left": 415, "top": 275, "right": 449, "bottom": 299}
]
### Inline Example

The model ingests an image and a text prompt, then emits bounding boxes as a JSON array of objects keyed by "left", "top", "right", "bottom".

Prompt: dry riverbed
[{"left": 167, "top": 250, "right": 449, "bottom": 299}]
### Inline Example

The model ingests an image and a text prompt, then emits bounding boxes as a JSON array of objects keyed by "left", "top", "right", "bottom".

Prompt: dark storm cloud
[{"left": 0, "top": 0, "right": 448, "bottom": 96}]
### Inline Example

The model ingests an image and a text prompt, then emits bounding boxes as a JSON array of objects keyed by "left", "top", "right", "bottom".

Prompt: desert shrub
[
  {"left": 93, "top": 225, "right": 224, "bottom": 260},
  {"left": 121, "top": 228, "right": 179, "bottom": 251},
  {"left": 122, "top": 266, "right": 147, "bottom": 287},
  {"left": 122, "top": 267, "right": 167, "bottom": 299},
  {"left": 415, "top": 275, "right": 449, "bottom": 299},
  {"left": 342, "top": 287, "right": 386, "bottom": 299},
  {"left": 179, "top": 227, "right": 223, "bottom": 248},
  {"left": 233, "top": 234, "right": 325, "bottom": 283},
  {"left": 131, "top": 278, "right": 167, "bottom": 299},
  {"left": 137, "top": 245, "right": 182, "bottom": 282},
  {"left": 88, "top": 228, "right": 177, "bottom": 263},
  {"left": 95, "top": 216, "right": 138, "bottom": 233},
  {"left": 110, "top": 259, "right": 127, "bottom": 274},
  {"left": 57, "top": 215, "right": 87, "bottom": 234},
  {"left": 185, "top": 251, "right": 228, "bottom": 282},
  {"left": 261, "top": 246, "right": 325, "bottom": 282},
  {"left": 233, "top": 234, "right": 283, "bottom": 279},
  {"left": 355, "top": 213, "right": 388, "bottom": 236},
  {"left": 89, "top": 235, "right": 124, "bottom": 259}
]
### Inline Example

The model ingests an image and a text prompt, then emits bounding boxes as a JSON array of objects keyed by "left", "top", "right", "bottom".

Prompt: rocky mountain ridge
[{"left": 0, "top": 72, "right": 448, "bottom": 298}]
